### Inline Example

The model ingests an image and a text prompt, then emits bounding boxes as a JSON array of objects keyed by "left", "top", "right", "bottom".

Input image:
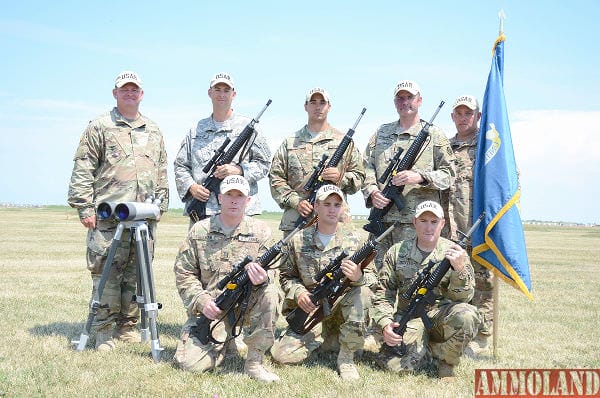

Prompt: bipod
[{"left": 71, "top": 220, "right": 163, "bottom": 362}]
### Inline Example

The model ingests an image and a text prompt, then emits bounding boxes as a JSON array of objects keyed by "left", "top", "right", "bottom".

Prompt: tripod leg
[
  {"left": 135, "top": 251, "right": 148, "bottom": 344},
  {"left": 72, "top": 223, "right": 125, "bottom": 351},
  {"left": 134, "top": 223, "right": 163, "bottom": 362}
]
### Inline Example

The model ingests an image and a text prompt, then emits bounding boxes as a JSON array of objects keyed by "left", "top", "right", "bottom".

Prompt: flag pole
[
  {"left": 492, "top": 274, "right": 499, "bottom": 358},
  {"left": 491, "top": 8, "right": 505, "bottom": 360}
]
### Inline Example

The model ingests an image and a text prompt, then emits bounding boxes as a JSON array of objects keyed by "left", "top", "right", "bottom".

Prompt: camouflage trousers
[
  {"left": 380, "top": 302, "right": 481, "bottom": 372},
  {"left": 174, "top": 282, "right": 280, "bottom": 373},
  {"left": 470, "top": 259, "right": 494, "bottom": 336},
  {"left": 86, "top": 221, "right": 155, "bottom": 332},
  {"left": 270, "top": 285, "right": 369, "bottom": 365}
]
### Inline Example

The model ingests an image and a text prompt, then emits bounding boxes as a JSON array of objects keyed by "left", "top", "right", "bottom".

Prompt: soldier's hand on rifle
[
  {"left": 202, "top": 300, "right": 223, "bottom": 321},
  {"left": 214, "top": 163, "right": 243, "bottom": 179},
  {"left": 445, "top": 243, "right": 466, "bottom": 273},
  {"left": 370, "top": 190, "right": 391, "bottom": 209},
  {"left": 297, "top": 200, "right": 314, "bottom": 217},
  {"left": 246, "top": 262, "right": 269, "bottom": 285},
  {"left": 321, "top": 167, "right": 342, "bottom": 184},
  {"left": 298, "top": 291, "right": 317, "bottom": 314},
  {"left": 382, "top": 322, "right": 403, "bottom": 346},
  {"left": 189, "top": 183, "right": 211, "bottom": 202},
  {"left": 81, "top": 215, "right": 96, "bottom": 229},
  {"left": 341, "top": 259, "right": 362, "bottom": 282},
  {"left": 392, "top": 170, "right": 424, "bottom": 186}
]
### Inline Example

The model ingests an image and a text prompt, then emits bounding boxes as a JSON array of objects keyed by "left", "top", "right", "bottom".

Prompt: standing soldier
[
  {"left": 271, "top": 185, "right": 375, "bottom": 380},
  {"left": 449, "top": 94, "right": 493, "bottom": 355},
  {"left": 68, "top": 70, "right": 169, "bottom": 351},
  {"left": 362, "top": 80, "right": 455, "bottom": 271},
  {"left": 269, "top": 87, "right": 365, "bottom": 236},
  {"left": 173, "top": 176, "right": 280, "bottom": 383},
  {"left": 174, "top": 72, "right": 271, "bottom": 225}
]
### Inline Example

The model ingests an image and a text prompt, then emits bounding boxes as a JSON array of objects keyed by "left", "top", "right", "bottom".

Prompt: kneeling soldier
[
  {"left": 173, "top": 176, "right": 280, "bottom": 382},
  {"left": 372, "top": 200, "right": 481, "bottom": 379},
  {"left": 271, "top": 185, "right": 375, "bottom": 380}
]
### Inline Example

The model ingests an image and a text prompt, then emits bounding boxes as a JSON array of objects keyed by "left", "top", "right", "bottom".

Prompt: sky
[{"left": 1, "top": 1, "right": 599, "bottom": 224}]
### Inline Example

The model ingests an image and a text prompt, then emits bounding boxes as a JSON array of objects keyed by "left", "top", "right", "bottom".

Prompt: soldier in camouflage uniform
[
  {"left": 271, "top": 185, "right": 375, "bottom": 381},
  {"left": 372, "top": 201, "right": 480, "bottom": 379},
  {"left": 67, "top": 70, "right": 169, "bottom": 351},
  {"left": 448, "top": 95, "right": 494, "bottom": 356},
  {"left": 174, "top": 72, "right": 271, "bottom": 224},
  {"left": 269, "top": 87, "right": 365, "bottom": 236},
  {"left": 362, "top": 80, "right": 455, "bottom": 271},
  {"left": 173, "top": 176, "right": 280, "bottom": 383}
]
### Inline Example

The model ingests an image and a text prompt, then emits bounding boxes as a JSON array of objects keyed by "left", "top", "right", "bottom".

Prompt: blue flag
[{"left": 472, "top": 34, "right": 533, "bottom": 300}]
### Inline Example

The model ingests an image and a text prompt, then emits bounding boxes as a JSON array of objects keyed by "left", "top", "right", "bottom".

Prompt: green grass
[{"left": 0, "top": 208, "right": 599, "bottom": 397}]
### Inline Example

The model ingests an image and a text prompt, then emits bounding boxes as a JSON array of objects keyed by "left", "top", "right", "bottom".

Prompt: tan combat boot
[
  {"left": 244, "top": 348, "right": 280, "bottom": 383},
  {"left": 337, "top": 346, "right": 359, "bottom": 380},
  {"left": 95, "top": 327, "right": 116, "bottom": 352},
  {"left": 465, "top": 333, "right": 490, "bottom": 357},
  {"left": 113, "top": 324, "right": 140, "bottom": 343},
  {"left": 438, "top": 359, "right": 456, "bottom": 381}
]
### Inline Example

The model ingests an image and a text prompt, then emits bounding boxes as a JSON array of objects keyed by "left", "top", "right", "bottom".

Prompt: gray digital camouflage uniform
[
  {"left": 173, "top": 215, "right": 279, "bottom": 373},
  {"left": 269, "top": 125, "right": 365, "bottom": 233},
  {"left": 362, "top": 121, "right": 455, "bottom": 270},
  {"left": 270, "top": 223, "right": 375, "bottom": 364},
  {"left": 68, "top": 107, "right": 169, "bottom": 333},
  {"left": 371, "top": 236, "right": 480, "bottom": 372},
  {"left": 174, "top": 113, "right": 271, "bottom": 219},
  {"left": 449, "top": 133, "right": 494, "bottom": 337}
]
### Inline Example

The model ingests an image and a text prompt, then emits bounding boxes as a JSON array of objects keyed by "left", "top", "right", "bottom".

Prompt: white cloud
[{"left": 509, "top": 110, "right": 600, "bottom": 224}]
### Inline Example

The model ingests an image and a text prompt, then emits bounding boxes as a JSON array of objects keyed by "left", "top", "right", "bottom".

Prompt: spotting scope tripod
[{"left": 72, "top": 199, "right": 163, "bottom": 362}]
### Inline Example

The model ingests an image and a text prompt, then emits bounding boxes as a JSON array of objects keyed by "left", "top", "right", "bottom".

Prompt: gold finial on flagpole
[{"left": 498, "top": 9, "right": 506, "bottom": 35}]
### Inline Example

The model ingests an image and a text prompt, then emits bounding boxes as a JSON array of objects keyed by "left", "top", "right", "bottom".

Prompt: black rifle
[
  {"left": 189, "top": 221, "right": 305, "bottom": 345},
  {"left": 363, "top": 101, "right": 445, "bottom": 236},
  {"left": 285, "top": 222, "right": 397, "bottom": 335},
  {"left": 381, "top": 213, "right": 484, "bottom": 357},
  {"left": 188, "top": 99, "right": 272, "bottom": 222},
  {"left": 291, "top": 108, "right": 366, "bottom": 229}
]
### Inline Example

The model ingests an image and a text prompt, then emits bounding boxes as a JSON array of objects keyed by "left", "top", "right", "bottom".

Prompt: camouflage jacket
[
  {"left": 372, "top": 236, "right": 474, "bottom": 330},
  {"left": 67, "top": 107, "right": 169, "bottom": 220},
  {"left": 174, "top": 112, "right": 271, "bottom": 216},
  {"left": 269, "top": 125, "right": 365, "bottom": 231},
  {"left": 279, "top": 223, "right": 376, "bottom": 307},
  {"left": 362, "top": 120, "right": 455, "bottom": 224},
  {"left": 173, "top": 215, "right": 273, "bottom": 318},
  {"left": 449, "top": 133, "right": 478, "bottom": 241}
]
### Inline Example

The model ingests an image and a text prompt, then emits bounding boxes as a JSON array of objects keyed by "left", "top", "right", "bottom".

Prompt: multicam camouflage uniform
[
  {"left": 174, "top": 113, "right": 271, "bottom": 219},
  {"left": 270, "top": 223, "right": 375, "bottom": 364},
  {"left": 371, "top": 236, "right": 480, "bottom": 372},
  {"left": 173, "top": 215, "right": 279, "bottom": 373},
  {"left": 67, "top": 107, "right": 169, "bottom": 333},
  {"left": 449, "top": 133, "right": 494, "bottom": 338},
  {"left": 362, "top": 121, "right": 455, "bottom": 270},
  {"left": 269, "top": 125, "right": 365, "bottom": 233}
]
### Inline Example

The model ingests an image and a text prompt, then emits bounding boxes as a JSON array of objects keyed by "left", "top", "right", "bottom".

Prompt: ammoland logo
[{"left": 475, "top": 369, "right": 600, "bottom": 397}]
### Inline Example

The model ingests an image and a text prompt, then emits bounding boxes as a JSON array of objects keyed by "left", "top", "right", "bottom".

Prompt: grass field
[{"left": 0, "top": 207, "right": 599, "bottom": 398}]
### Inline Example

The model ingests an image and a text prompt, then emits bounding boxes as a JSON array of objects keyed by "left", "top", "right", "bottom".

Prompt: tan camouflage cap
[
  {"left": 115, "top": 70, "right": 142, "bottom": 88},
  {"left": 415, "top": 200, "right": 444, "bottom": 218},
  {"left": 452, "top": 95, "right": 479, "bottom": 110},
  {"left": 394, "top": 80, "right": 420, "bottom": 96},
  {"left": 315, "top": 184, "right": 344, "bottom": 203},
  {"left": 220, "top": 175, "right": 249, "bottom": 196}
]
